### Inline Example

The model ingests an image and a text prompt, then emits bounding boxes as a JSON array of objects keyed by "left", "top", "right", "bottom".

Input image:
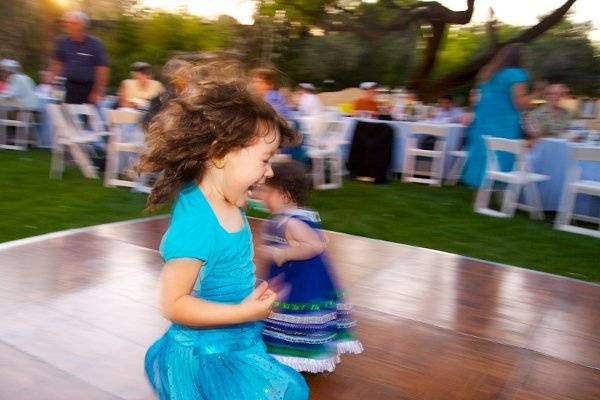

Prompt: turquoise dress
[
  {"left": 145, "top": 182, "right": 309, "bottom": 400},
  {"left": 462, "top": 67, "right": 529, "bottom": 187}
]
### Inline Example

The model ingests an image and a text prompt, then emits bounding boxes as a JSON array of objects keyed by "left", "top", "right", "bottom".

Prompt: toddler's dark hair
[{"left": 265, "top": 161, "right": 310, "bottom": 205}]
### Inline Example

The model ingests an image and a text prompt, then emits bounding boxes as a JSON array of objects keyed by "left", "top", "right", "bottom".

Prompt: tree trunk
[{"left": 409, "top": 21, "right": 446, "bottom": 92}]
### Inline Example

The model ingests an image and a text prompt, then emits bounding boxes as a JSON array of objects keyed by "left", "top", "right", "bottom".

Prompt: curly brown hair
[
  {"left": 265, "top": 160, "right": 310, "bottom": 205},
  {"left": 137, "top": 60, "right": 300, "bottom": 211}
]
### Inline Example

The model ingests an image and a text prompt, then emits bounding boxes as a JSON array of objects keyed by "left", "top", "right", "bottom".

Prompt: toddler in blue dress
[{"left": 256, "top": 161, "right": 363, "bottom": 373}]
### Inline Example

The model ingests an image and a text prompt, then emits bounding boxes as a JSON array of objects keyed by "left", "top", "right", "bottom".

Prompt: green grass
[
  {"left": 303, "top": 180, "right": 600, "bottom": 282},
  {"left": 0, "top": 150, "right": 165, "bottom": 241},
  {"left": 1, "top": 149, "right": 598, "bottom": 282}
]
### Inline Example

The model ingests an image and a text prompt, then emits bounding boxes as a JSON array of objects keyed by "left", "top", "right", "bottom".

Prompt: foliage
[
  {"left": 528, "top": 20, "right": 600, "bottom": 96},
  {"left": 0, "top": 0, "right": 62, "bottom": 78},
  {"left": 94, "top": 12, "right": 234, "bottom": 89},
  {"left": 1, "top": 1, "right": 598, "bottom": 96},
  {"left": 414, "top": 18, "right": 600, "bottom": 97}
]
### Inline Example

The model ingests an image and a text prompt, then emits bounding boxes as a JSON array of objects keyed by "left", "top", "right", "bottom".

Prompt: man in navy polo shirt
[{"left": 50, "top": 11, "right": 109, "bottom": 104}]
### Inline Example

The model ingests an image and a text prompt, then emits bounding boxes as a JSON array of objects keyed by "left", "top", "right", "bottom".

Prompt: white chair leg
[
  {"left": 104, "top": 140, "right": 118, "bottom": 187},
  {"left": 0, "top": 123, "right": 6, "bottom": 148},
  {"left": 14, "top": 124, "right": 26, "bottom": 150},
  {"left": 332, "top": 156, "right": 343, "bottom": 187},
  {"left": 312, "top": 157, "right": 324, "bottom": 188},
  {"left": 554, "top": 187, "right": 578, "bottom": 228},
  {"left": 402, "top": 138, "right": 417, "bottom": 182},
  {"left": 50, "top": 143, "right": 65, "bottom": 179},
  {"left": 475, "top": 178, "right": 494, "bottom": 211},
  {"left": 431, "top": 154, "right": 444, "bottom": 187},
  {"left": 524, "top": 182, "right": 545, "bottom": 220},
  {"left": 501, "top": 183, "right": 520, "bottom": 217},
  {"left": 68, "top": 142, "right": 99, "bottom": 179},
  {"left": 17, "top": 111, "right": 34, "bottom": 150},
  {"left": 446, "top": 156, "right": 465, "bottom": 186}
]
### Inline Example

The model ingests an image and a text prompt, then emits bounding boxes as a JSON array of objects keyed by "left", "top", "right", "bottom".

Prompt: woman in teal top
[
  {"left": 145, "top": 182, "right": 308, "bottom": 399},
  {"left": 462, "top": 43, "right": 534, "bottom": 187}
]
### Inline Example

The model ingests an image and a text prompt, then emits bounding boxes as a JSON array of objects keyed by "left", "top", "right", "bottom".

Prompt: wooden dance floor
[{"left": 0, "top": 216, "right": 598, "bottom": 399}]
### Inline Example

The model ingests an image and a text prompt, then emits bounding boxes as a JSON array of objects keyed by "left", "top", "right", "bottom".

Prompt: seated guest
[
  {"left": 35, "top": 70, "right": 54, "bottom": 98},
  {"left": 297, "top": 83, "right": 323, "bottom": 117},
  {"left": 391, "top": 89, "right": 422, "bottom": 120},
  {"left": 527, "top": 83, "right": 572, "bottom": 138},
  {"left": 249, "top": 67, "right": 293, "bottom": 120},
  {"left": 118, "top": 62, "right": 164, "bottom": 110},
  {"left": 353, "top": 82, "right": 379, "bottom": 118},
  {"left": 0, "top": 59, "right": 39, "bottom": 110},
  {"left": 531, "top": 79, "right": 549, "bottom": 106},
  {"left": 432, "top": 94, "right": 463, "bottom": 123}
]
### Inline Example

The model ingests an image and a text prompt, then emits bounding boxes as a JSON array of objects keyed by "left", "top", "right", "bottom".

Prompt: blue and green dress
[{"left": 262, "top": 209, "right": 363, "bottom": 373}]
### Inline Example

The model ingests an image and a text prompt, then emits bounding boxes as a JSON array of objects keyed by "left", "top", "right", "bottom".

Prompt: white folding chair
[
  {"left": 322, "top": 120, "right": 350, "bottom": 146},
  {"left": 554, "top": 146, "right": 600, "bottom": 238},
  {"left": 308, "top": 147, "right": 343, "bottom": 189},
  {"left": 104, "top": 109, "right": 145, "bottom": 189},
  {"left": 304, "top": 116, "right": 345, "bottom": 190},
  {"left": 0, "top": 102, "right": 36, "bottom": 151},
  {"left": 402, "top": 123, "right": 449, "bottom": 186},
  {"left": 474, "top": 136, "right": 549, "bottom": 219},
  {"left": 48, "top": 104, "right": 105, "bottom": 179},
  {"left": 446, "top": 150, "right": 466, "bottom": 186}
]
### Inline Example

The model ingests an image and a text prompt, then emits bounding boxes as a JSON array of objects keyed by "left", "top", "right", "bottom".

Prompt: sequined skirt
[{"left": 145, "top": 322, "right": 308, "bottom": 400}]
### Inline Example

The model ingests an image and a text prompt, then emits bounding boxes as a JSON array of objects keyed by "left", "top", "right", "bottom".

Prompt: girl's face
[
  {"left": 255, "top": 184, "right": 290, "bottom": 214},
  {"left": 220, "top": 130, "right": 279, "bottom": 207}
]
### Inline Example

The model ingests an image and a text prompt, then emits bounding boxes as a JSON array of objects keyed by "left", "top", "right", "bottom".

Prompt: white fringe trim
[
  {"left": 273, "top": 354, "right": 340, "bottom": 374},
  {"left": 336, "top": 340, "right": 364, "bottom": 355},
  {"left": 272, "top": 340, "right": 363, "bottom": 374},
  {"left": 269, "top": 311, "right": 337, "bottom": 325}
]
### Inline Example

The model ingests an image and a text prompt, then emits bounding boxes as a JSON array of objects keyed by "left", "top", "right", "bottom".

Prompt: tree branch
[
  {"left": 425, "top": 0, "right": 577, "bottom": 97},
  {"left": 408, "top": 0, "right": 475, "bottom": 91},
  {"left": 320, "top": 0, "right": 475, "bottom": 39}
]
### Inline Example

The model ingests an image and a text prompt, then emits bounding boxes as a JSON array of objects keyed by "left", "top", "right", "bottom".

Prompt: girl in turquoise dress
[
  {"left": 462, "top": 43, "right": 535, "bottom": 187},
  {"left": 139, "top": 61, "right": 308, "bottom": 400}
]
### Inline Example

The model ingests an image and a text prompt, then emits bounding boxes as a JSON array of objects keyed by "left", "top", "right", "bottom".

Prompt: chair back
[
  {"left": 64, "top": 103, "right": 105, "bottom": 133},
  {"left": 107, "top": 109, "right": 141, "bottom": 125},
  {"left": 571, "top": 145, "right": 600, "bottom": 162},
  {"left": 482, "top": 136, "right": 527, "bottom": 174},
  {"left": 408, "top": 123, "right": 448, "bottom": 138}
]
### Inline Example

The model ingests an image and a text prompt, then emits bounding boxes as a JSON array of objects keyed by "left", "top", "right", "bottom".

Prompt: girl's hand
[{"left": 240, "top": 281, "right": 277, "bottom": 321}]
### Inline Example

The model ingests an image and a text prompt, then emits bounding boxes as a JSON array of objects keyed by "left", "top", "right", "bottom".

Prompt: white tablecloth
[
  {"left": 341, "top": 118, "right": 465, "bottom": 177},
  {"left": 528, "top": 138, "right": 600, "bottom": 216}
]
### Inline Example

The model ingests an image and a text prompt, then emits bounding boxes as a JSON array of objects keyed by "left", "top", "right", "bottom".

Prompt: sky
[{"left": 141, "top": 0, "right": 600, "bottom": 41}]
